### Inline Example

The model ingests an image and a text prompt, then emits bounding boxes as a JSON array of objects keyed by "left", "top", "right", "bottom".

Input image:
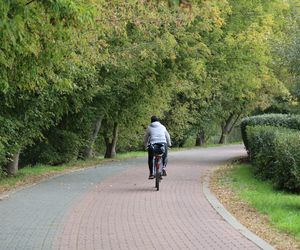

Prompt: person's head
[{"left": 151, "top": 116, "right": 159, "bottom": 123}]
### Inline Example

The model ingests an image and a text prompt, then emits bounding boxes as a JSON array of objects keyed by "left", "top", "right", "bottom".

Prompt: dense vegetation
[
  {"left": 1, "top": 0, "right": 299, "bottom": 175},
  {"left": 241, "top": 113, "right": 300, "bottom": 150},
  {"left": 241, "top": 114, "right": 300, "bottom": 192}
]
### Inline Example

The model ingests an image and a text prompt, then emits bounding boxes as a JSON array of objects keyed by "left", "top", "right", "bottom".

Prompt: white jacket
[{"left": 144, "top": 121, "right": 172, "bottom": 147}]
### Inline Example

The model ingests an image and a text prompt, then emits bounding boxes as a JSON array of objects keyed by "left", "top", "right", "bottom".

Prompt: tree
[
  {"left": 83, "top": 1, "right": 185, "bottom": 158},
  {"left": 269, "top": 0, "right": 300, "bottom": 114},
  {"left": 163, "top": 0, "right": 231, "bottom": 146},
  {"left": 0, "top": 0, "right": 95, "bottom": 173},
  {"left": 205, "top": 0, "right": 290, "bottom": 143}
]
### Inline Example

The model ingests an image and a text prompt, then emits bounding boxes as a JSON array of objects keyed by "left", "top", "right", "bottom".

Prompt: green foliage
[
  {"left": 246, "top": 125, "right": 278, "bottom": 180},
  {"left": 270, "top": 0, "right": 300, "bottom": 113},
  {"left": 0, "top": 116, "right": 21, "bottom": 164},
  {"left": 241, "top": 113, "right": 300, "bottom": 150},
  {"left": 162, "top": 0, "right": 231, "bottom": 146},
  {"left": 0, "top": 0, "right": 97, "bottom": 172},
  {"left": 0, "top": 142, "right": 6, "bottom": 168},
  {"left": 192, "top": 0, "right": 291, "bottom": 145},
  {"left": 273, "top": 131, "right": 300, "bottom": 192},
  {"left": 247, "top": 125, "right": 300, "bottom": 193},
  {"left": 1, "top": 0, "right": 299, "bottom": 171},
  {"left": 21, "top": 129, "right": 81, "bottom": 166}
]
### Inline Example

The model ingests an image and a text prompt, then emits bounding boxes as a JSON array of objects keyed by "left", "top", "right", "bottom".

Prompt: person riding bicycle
[{"left": 144, "top": 116, "right": 172, "bottom": 179}]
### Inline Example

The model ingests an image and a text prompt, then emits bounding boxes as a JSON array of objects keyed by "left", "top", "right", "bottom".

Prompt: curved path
[{"left": 0, "top": 145, "right": 263, "bottom": 249}]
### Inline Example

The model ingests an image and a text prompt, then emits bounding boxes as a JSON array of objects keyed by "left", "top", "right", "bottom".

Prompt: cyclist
[{"left": 144, "top": 116, "right": 172, "bottom": 179}]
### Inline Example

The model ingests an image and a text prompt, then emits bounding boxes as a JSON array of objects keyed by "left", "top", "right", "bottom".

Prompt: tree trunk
[
  {"left": 82, "top": 116, "right": 103, "bottom": 159},
  {"left": 219, "top": 113, "right": 241, "bottom": 144},
  {"left": 195, "top": 129, "right": 205, "bottom": 146},
  {"left": 104, "top": 122, "right": 118, "bottom": 158},
  {"left": 6, "top": 150, "right": 21, "bottom": 175},
  {"left": 219, "top": 128, "right": 227, "bottom": 144}
]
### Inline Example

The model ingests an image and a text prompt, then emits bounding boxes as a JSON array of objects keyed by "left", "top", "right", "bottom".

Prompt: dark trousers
[{"left": 148, "top": 143, "right": 168, "bottom": 175}]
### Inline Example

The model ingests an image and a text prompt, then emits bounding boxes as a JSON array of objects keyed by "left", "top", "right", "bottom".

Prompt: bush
[
  {"left": 273, "top": 131, "right": 300, "bottom": 192},
  {"left": 21, "top": 129, "right": 82, "bottom": 166},
  {"left": 241, "top": 114, "right": 300, "bottom": 150},
  {"left": 247, "top": 126, "right": 278, "bottom": 180},
  {"left": 0, "top": 140, "right": 6, "bottom": 168},
  {"left": 247, "top": 125, "right": 300, "bottom": 193},
  {"left": 0, "top": 116, "right": 22, "bottom": 171}
]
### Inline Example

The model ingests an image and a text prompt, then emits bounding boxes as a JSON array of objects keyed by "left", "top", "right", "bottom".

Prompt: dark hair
[{"left": 151, "top": 116, "right": 159, "bottom": 123}]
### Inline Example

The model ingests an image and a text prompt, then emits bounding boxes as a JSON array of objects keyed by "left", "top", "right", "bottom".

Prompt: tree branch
[
  {"left": 228, "top": 113, "right": 241, "bottom": 134},
  {"left": 26, "top": 0, "right": 35, "bottom": 5}
]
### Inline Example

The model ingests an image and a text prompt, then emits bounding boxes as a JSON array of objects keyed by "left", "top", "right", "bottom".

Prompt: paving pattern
[{"left": 0, "top": 145, "right": 261, "bottom": 250}]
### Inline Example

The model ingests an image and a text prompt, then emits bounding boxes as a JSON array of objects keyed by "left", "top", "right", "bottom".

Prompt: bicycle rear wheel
[
  {"left": 155, "top": 171, "right": 161, "bottom": 191},
  {"left": 154, "top": 156, "right": 162, "bottom": 191}
]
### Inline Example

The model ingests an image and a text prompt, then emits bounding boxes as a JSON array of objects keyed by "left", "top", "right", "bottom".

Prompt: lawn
[{"left": 227, "top": 163, "right": 300, "bottom": 240}]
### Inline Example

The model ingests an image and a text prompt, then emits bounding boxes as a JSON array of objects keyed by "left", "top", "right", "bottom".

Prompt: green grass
[
  {"left": 115, "top": 151, "right": 146, "bottom": 159},
  {"left": 0, "top": 165, "right": 65, "bottom": 186},
  {"left": 0, "top": 151, "right": 146, "bottom": 191},
  {"left": 225, "top": 163, "right": 300, "bottom": 240}
]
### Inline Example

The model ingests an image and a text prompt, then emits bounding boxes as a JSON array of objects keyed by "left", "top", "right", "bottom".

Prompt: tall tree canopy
[{"left": 0, "top": 0, "right": 297, "bottom": 173}]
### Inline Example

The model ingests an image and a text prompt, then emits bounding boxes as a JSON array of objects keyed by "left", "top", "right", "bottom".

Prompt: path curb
[{"left": 203, "top": 170, "right": 275, "bottom": 250}]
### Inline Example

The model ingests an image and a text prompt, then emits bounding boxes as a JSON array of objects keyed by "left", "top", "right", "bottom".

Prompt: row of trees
[{"left": 0, "top": 0, "right": 299, "bottom": 174}]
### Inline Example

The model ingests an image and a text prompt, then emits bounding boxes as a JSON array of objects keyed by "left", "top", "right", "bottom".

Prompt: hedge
[
  {"left": 273, "top": 131, "right": 300, "bottom": 192},
  {"left": 246, "top": 125, "right": 278, "bottom": 180},
  {"left": 247, "top": 125, "right": 300, "bottom": 193},
  {"left": 241, "top": 114, "right": 300, "bottom": 150}
]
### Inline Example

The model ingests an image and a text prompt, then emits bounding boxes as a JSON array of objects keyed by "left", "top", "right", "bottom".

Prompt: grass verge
[
  {"left": 211, "top": 162, "right": 300, "bottom": 250},
  {"left": 0, "top": 151, "right": 146, "bottom": 195}
]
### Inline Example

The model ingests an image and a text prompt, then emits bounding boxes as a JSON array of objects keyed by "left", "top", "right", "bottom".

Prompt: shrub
[
  {"left": 0, "top": 116, "right": 22, "bottom": 171},
  {"left": 0, "top": 140, "right": 6, "bottom": 168},
  {"left": 247, "top": 125, "right": 300, "bottom": 193},
  {"left": 273, "top": 131, "right": 300, "bottom": 192},
  {"left": 241, "top": 114, "right": 300, "bottom": 150},
  {"left": 246, "top": 126, "right": 278, "bottom": 180},
  {"left": 21, "top": 129, "right": 82, "bottom": 166}
]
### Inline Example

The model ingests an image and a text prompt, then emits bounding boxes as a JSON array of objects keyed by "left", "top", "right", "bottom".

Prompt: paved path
[{"left": 0, "top": 145, "right": 263, "bottom": 250}]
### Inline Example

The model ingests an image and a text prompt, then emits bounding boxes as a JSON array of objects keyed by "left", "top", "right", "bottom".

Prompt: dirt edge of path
[{"left": 210, "top": 164, "right": 300, "bottom": 250}]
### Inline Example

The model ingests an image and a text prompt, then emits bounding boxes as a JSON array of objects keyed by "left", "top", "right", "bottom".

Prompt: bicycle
[{"left": 149, "top": 143, "right": 165, "bottom": 191}]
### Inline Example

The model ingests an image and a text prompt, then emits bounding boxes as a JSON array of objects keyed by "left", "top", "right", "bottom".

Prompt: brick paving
[{"left": 0, "top": 145, "right": 262, "bottom": 250}]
